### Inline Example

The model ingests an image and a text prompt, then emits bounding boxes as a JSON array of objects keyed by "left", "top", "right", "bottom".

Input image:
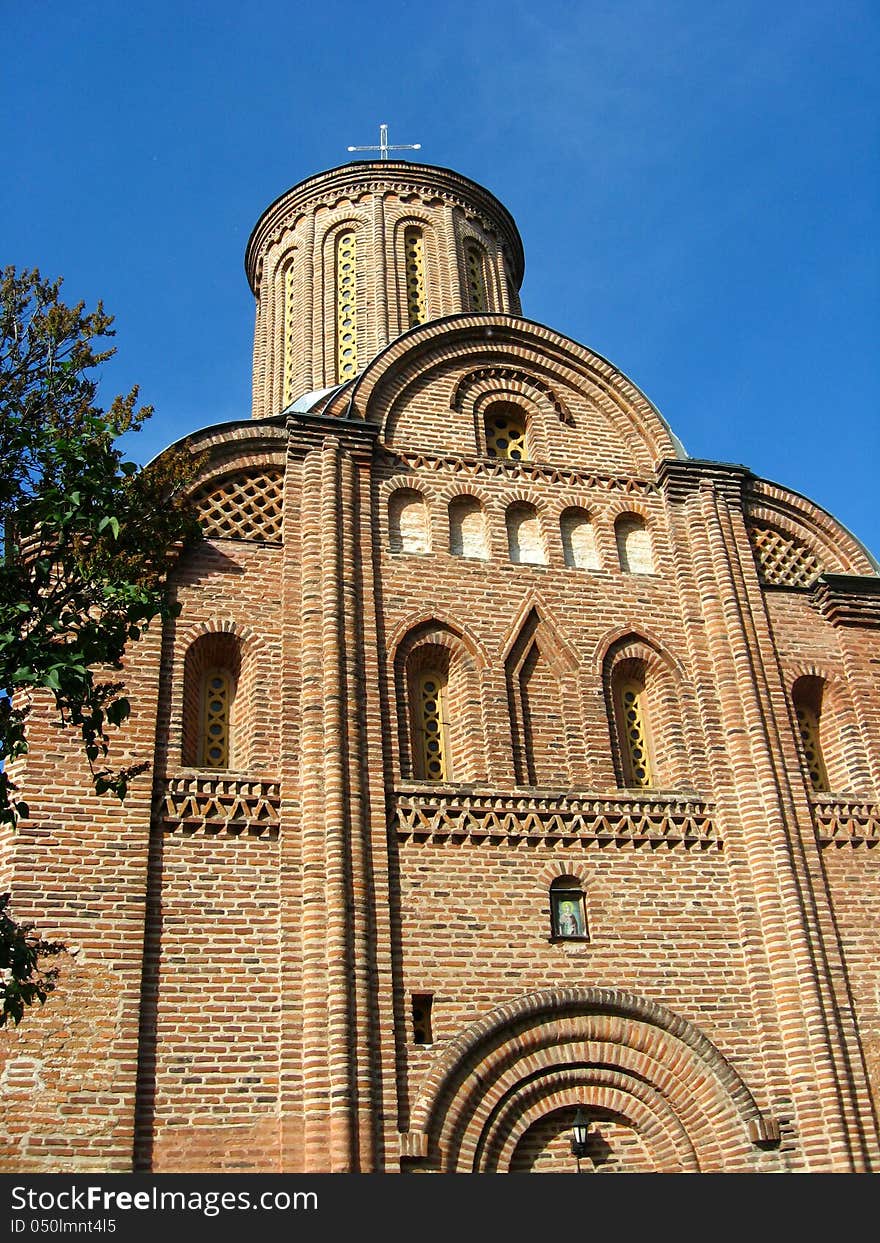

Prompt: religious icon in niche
[{"left": 550, "top": 886, "right": 587, "bottom": 939}]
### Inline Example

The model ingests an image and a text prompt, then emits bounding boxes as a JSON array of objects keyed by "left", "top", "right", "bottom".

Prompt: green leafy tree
[{"left": 0, "top": 266, "right": 200, "bottom": 1024}]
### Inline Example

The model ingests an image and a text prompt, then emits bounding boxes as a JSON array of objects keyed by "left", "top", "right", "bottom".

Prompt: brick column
[
  {"left": 287, "top": 415, "right": 385, "bottom": 1171},
  {"left": 660, "top": 459, "right": 878, "bottom": 1170}
]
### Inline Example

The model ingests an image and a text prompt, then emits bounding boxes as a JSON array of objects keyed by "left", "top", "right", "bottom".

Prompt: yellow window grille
[
  {"left": 485, "top": 406, "right": 527, "bottom": 461},
  {"left": 283, "top": 262, "right": 296, "bottom": 406},
  {"left": 620, "top": 680, "right": 652, "bottom": 788},
  {"left": 415, "top": 671, "right": 449, "bottom": 781},
  {"left": 404, "top": 227, "right": 427, "bottom": 327},
  {"left": 201, "top": 669, "right": 232, "bottom": 769},
  {"left": 336, "top": 231, "right": 358, "bottom": 382},
  {"left": 795, "top": 704, "right": 829, "bottom": 791},
  {"left": 465, "top": 241, "right": 487, "bottom": 312}
]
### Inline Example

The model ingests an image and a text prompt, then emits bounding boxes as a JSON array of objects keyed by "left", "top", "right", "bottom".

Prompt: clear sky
[{"left": 4, "top": 1, "right": 878, "bottom": 558}]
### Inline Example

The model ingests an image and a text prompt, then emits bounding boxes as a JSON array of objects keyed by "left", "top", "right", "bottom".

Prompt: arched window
[
  {"left": 389, "top": 488, "right": 430, "bottom": 554},
  {"left": 549, "top": 877, "right": 588, "bottom": 940},
  {"left": 336, "top": 230, "right": 358, "bottom": 381},
  {"left": 485, "top": 402, "right": 527, "bottom": 461},
  {"left": 464, "top": 240, "right": 488, "bottom": 311},
  {"left": 615, "top": 514, "right": 654, "bottom": 574},
  {"left": 404, "top": 226, "right": 427, "bottom": 327},
  {"left": 448, "top": 496, "right": 489, "bottom": 559},
  {"left": 506, "top": 502, "right": 546, "bottom": 565},
  {"left": 397, "top": 625, "right": 486, "bottom": 784},
  {"left": 604, "top": 638, "right": 691, "bottom": 792},
  {"left": 283, "top": 260, "right": 296, "bottom": 407},
  {"left": 560, "top": 508, "right": 600, "bottom": 569},
  {"left": 615, "top": 675, "right": 654, "bottom": 788},
  {"left": 792, "top": 677, "right": 829, "bottom": 792},
  {"left": 182, "top": 633, "right": 242, "bottom": 770},
  {"left": 413, "top": 669, "right": 450, "bottom": 781}
]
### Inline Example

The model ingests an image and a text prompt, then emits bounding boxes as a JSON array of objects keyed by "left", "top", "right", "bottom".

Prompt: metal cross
[{"left": 347, "top": 123, "right": 421, "bottom": 161}]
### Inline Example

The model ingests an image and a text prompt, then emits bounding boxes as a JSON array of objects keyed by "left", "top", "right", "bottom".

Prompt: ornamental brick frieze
[
  {"left": 154, "top": 774, "right": 281, "bottom": 836},
  {"left": 385, "top": 449, "right": 655, "bottom": 496},
  {"left": 391, "top": 785, "right": 719, "bottom": 847},
  {"left": 246, "top": 162, "right": 524, "bottom": 292},
  {"left": 450, "top": 366, "right": 573, "bottom": 424},
  {"left": 811, "top": 797, "right": 880, "bottom": 846}
]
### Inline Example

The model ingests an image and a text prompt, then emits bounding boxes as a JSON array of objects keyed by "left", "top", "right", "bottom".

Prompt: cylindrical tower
[{"left": 245, "top": 160, "right": 525, "bottom": 417}]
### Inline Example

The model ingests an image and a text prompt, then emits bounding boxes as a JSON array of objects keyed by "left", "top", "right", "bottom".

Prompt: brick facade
[{"left": 2, "top": 160, "right": 878, "bottom": 1173}]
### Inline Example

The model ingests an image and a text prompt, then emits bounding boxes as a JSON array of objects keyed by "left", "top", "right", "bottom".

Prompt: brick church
[{"left": 2, "top": 156, "right": 879, "bottom": 1173}]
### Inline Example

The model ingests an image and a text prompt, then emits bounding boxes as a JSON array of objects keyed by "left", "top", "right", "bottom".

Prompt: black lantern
[{"left": 570, "top": 1107, "right": 591, "bottom": 1159}]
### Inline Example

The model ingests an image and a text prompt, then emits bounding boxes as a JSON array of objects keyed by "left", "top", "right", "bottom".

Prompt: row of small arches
[{"left": 389, "top": 490, "right": 655, "bottom": 573}]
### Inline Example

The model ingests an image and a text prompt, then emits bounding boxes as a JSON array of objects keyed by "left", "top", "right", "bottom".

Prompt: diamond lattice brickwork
[
  {"left": 195, "top": 470, "right": 284, "bottom": 543},
  {"left": 748, "top": 524, "right": 821, "bottom": 587}
]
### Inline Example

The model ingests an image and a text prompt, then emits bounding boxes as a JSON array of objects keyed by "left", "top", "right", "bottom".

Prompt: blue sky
[{"left": 4, "top": 1, "right": 878, "bottom": 557}]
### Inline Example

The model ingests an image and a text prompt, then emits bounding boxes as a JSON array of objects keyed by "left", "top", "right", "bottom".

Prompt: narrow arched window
[
  {"left": 617, "top": 677, "right": 653, "bottom": 788},
  {"left": 336, "top": 230, "right": 358, "bottom": 381},
  {"left": 485, "top": 402, "right": 527, "bottom": 461},
  {"left": 283, "top": 260, "right": 296, "bottom": 407},
  {"left": 182, "top": 633, "right": 243, "bottom": 770},
  {"left": 792, "top": 677, "right": 829, "bottom": 792},
  {"left": 616, "top": 514, "right": 654, "bottom": 574},
  {"left": 414, "top": 670, "right": 450, "bottom": 781},
  {"left": 550, "top": 877, "right": 588, "bottom": 940},
  {"left": 388, "top": 489, "right": 430, "bottom": 553},
  {"left": 464, "top": 240, "right": 487, "bottom": 311},
  {"left": 560, "top": 508, "right": 600, "bottom": 569},
  {"left": 448, "top": 496, "right": 488, "bottom": 559},
  {"left": 506, "top": 502, "right": 546, "bottom": 565},
  {"left": 404, "top": 227, "right": 427, "bottom": 327}
]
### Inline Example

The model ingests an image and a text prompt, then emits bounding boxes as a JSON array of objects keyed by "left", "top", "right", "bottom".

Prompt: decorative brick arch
[
  {"left": 747, "top": 480, "right": 877, "bottom": 577},
  {"left": 451, "top": 365, "right": 572, "bottom": 425},
  {"left": 785, "top": 662, "right": 869, "bottom": 794},
  {"left": 174, "top": 619, "right": 273, "bottom": 773},
  {"left": 388, "top": 611, "right": 491, "bottom": 672},
  {"left": 348, "top": 316, "right": 684, "bottom": 470},
  {"left": 535, "top": 861, "right": 590, "bottom": 889},
  {"left": 378, "top": 473, "right": 440, "bottom": 506},
  {"left": 545, "top": 491, "right": 600, "bottom": 521},
  {"left": 407, "top": 987, "right": 776, "bottom": 1173},
  {"left": 487, "top": 1071, "right": 698, "bottom": 1173},
  {"left": 176, "top": 618, "right": 267, "bottom": 659},
  {"left": 392, "top": 618, "right": 490, "bottom": 782},
  {"left": 597, "top": 630, "right": 695, "bottom": 790}
]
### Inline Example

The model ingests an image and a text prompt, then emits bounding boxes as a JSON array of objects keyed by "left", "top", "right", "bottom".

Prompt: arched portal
[{"left": 407, "top": 988, "right": 779, "bottom": 1173}]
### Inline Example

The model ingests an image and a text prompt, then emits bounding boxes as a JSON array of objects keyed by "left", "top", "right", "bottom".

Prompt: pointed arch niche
[
  {"left": 505, "top": 607, "right": 580, "bottom": 788},
  {"left": 394, "top": 621, "right": 487, "bottom": 783},
  {"left": 602, "top": 634, "right": 692, "bottom": 791}
]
